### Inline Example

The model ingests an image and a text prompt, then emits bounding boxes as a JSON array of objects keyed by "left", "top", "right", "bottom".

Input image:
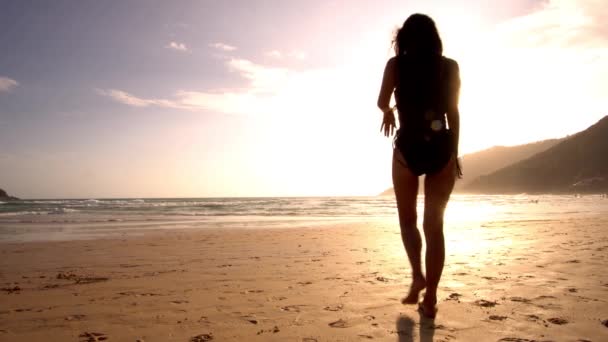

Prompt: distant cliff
[
  {"left": 455, "top": 139, "right": 562, "bottom": 191},
  {"left": 465, "top": 116, "right": 608, "bottom": 193},
  {"left": 0, "top": 188, "right": 19, "bottom": 201}
]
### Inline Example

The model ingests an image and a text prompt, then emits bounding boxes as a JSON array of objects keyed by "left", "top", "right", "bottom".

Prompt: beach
[{"left": 1, "top": 205, "right": 607, "bottom": 341}]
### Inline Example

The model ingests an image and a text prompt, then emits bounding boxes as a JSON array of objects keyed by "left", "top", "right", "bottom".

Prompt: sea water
[{"left": 0, "top": 195, "right": 606, "bottom": 242}]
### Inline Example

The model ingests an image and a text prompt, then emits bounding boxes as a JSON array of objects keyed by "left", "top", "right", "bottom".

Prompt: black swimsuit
[{"left": 393, "top": 54, "right": 460, "bottom": 176}]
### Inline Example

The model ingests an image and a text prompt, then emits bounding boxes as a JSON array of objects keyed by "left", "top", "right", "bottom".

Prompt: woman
[{"left": 377, "top": 13, "right": 461, "bottom": 318}]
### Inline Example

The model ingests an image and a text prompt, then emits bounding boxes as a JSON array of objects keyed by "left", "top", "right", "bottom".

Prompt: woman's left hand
[{"left": 380, "top": 111, "right": 396, "bottom": 137}]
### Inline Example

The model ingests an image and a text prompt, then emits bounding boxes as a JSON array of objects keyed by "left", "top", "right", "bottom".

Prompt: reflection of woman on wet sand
[{"left": 377, "top": 13, "right": 461, "bottom": 318}]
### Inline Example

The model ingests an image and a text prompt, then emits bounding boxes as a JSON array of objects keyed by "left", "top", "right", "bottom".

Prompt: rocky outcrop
[{"left": 0, "top": 188, "right": 19, "bottom": 201}]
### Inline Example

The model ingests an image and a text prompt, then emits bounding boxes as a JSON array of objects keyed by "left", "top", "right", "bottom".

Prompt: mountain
[
  {"left": 455, "top": 139, "right": 562, "bottom": 190},
  {"left": 465, "top": 116, "right": 608, "bottom": 193},
  {"left": 378, "top": 138, "right": 561, "bottom": 196},
  {"left": 0, "top": 188, "right": 19, "bottom": 201}
]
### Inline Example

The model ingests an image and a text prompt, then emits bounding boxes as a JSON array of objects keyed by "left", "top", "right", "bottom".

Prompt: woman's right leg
[{"left": 392, "top": 148, "right": 425, "bottom": 304}]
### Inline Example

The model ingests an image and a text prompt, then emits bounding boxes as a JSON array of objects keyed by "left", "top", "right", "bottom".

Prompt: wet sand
[{"left": 1, "top": 218, "right": 607, "bottom": 341}]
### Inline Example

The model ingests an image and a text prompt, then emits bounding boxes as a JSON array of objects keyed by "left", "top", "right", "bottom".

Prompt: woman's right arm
[
  {"left": 377, "top": 57, "right": 396, "bottom": 112},
  {"left": 378, "top": 58, "right": 397, "bottom": 137}
]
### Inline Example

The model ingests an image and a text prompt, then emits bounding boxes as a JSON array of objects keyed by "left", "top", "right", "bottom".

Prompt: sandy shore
[{"left": 1, "top": 218, "right": 607, "bottom": 341}]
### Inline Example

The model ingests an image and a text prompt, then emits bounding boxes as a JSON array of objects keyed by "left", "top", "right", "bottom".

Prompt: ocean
[{"left": 1, "top": 195, "right": 606, "bottom": 242}]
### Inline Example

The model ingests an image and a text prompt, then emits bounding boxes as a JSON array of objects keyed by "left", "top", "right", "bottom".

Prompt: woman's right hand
[{"left": 380, "top": 111, "right": 396, "bottom": 137}]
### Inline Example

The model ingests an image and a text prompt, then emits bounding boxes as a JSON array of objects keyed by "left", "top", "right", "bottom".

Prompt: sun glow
[{"left": 179, "top": 1, "right": 607, "bottom": 197}]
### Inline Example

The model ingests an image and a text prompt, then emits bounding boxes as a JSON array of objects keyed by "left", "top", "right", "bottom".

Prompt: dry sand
[{"left": 1, "top": 217, "right": 607, "bottom": 341}]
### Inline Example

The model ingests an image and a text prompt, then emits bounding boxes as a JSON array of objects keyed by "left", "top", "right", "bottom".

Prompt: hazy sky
[{"left": 1, "top": 0, "right": 606, "bottom": 198}]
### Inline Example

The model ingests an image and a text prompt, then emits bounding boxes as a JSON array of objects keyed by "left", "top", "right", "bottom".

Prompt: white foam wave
[
  {"left": 0, "top": 211, "right": 48, "bottom": 216},
  {"left": 48, "top": 208, "right": 79, "bottom": 215}
]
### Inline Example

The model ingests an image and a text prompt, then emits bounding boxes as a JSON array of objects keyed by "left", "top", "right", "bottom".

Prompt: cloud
[
  {"left": 97, "top": 89, "right": 189, "bottom": 110},
  {"left": 455, "top": 0, "right": 608, "bottom": 150},
  {"left": 98, "top": 57, "right": 291, "bottom": 114},
  {"left": 265, "top": 50, "right": 283, "bottom": 58},
  {"left": 0, "top": 77, "right": 18, "bottom": 92},
  {"left": 165, "top": 41, "right": 189, "bottom": 52},
  {"left": 287, "top": 50, "right": 307, "bottom": 60},
  {"left": 264, "top": 49, "right": 307, "bottom": 60},
  {"left": 495, "top": 0, "right": 608, "bottom": 48},
  {"left": 97, "top": 54, "right": 368, "bottom": 118},
  {"left": 209, "top": 42, "right": 237, "bottom": 51}
]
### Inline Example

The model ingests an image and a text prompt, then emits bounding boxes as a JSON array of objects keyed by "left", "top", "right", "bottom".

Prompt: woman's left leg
[{"left": 420, "top": 157, "right": 457, "bottom": 316}]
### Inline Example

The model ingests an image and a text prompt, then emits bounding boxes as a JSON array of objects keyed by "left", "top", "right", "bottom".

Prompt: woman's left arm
[
  {"left": 378, "top": 58, "right": 397, "bottom": 137},
  {"left": 446, "top": 59, "right": 462, "bottom": 177}
]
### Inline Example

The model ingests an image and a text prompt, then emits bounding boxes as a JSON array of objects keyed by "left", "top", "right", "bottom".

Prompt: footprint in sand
[
  {"left": 509, "top": 296, "right": 531, "bottom": 304},
  {"left": 474, "top": 299, "right": 498, "bottom": 308},
  {"left": 1, "top": 286, "right": 21, "bottom": 294},
  {"left": 65, "top": 314, "right": 86, "bottom": 321},
  {"left": 547, "top": 317, "right": 568, "bottom": 325},
  {"left": 602, "top": 319, "right": 608, "bottom": 327},
  {"left": 489, "top": 315, "right": 508, "bottom": 321},
  {"left": 280, "top": 305, "right": 303, "bottom": 312},
  {"left": 79, "top": 332, "right": 108, "bottom": 341},
  {"left": 525, "top": 314, "right": 542, "bottom": 322},
  {"left": 328, "top": 319, "right": 350, "bottom": 328},
  {"left": 256, "top": 326, "right": 280, "bottom": 334},
  {"left": 241, "top": 289, "right": 264, "bottom": 294},
  {"left": 302, "top": 339, "right": 318, "bottom": 342},
  {"left": 358, "top": 334, "right": 374, "bottom": 339},
  {"left": 118, "top": 291, "right": 162, "bottom": 297},
  {"left": 446, "top": 293, "right": 462, "bottom": 301},
  {"left": 323, "top": 304, "right": 343, "bottom": 312},
  {"left": 190, "top": 333, "right": 213, "bottom": 341},
  {"left": 241, "top": 316, "right": 258, "bottom": 324},
  {"left": 375, "top": 276, "right": 389, "bottom": 283},
  {"left": 497, "top": 338, "right": 536, "bottom": 342}
]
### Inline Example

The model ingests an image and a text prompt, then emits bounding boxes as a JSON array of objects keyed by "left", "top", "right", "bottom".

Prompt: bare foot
[
  {"left": 417, "top": 300, "right": 437, "bottom": 319},
  {"left": 401, "top": 277, "right": 426, "bottom": 304}
]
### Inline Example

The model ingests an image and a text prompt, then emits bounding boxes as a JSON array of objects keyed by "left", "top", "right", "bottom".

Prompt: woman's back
[{"left": 394, "top": 54, "right": 458, "bottom": 134}]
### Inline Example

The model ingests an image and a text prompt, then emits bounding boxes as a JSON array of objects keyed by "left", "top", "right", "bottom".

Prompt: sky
[{"left": 0, "top": 0, "right": 606, "bottom": 198}]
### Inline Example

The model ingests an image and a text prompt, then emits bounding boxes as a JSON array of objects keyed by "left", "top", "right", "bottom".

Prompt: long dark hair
[{"left": 393, "top": 14, "right": 443, "bottom": 56}]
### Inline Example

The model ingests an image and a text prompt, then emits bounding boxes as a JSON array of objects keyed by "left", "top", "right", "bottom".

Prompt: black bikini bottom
[{"left": 394, "top": 129, "right": 454, "bottom": 176}]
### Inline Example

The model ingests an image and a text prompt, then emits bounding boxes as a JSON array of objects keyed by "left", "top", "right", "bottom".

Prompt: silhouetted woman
[{"left": 377, "top": 14, "right": 461, "bottom": 318}]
